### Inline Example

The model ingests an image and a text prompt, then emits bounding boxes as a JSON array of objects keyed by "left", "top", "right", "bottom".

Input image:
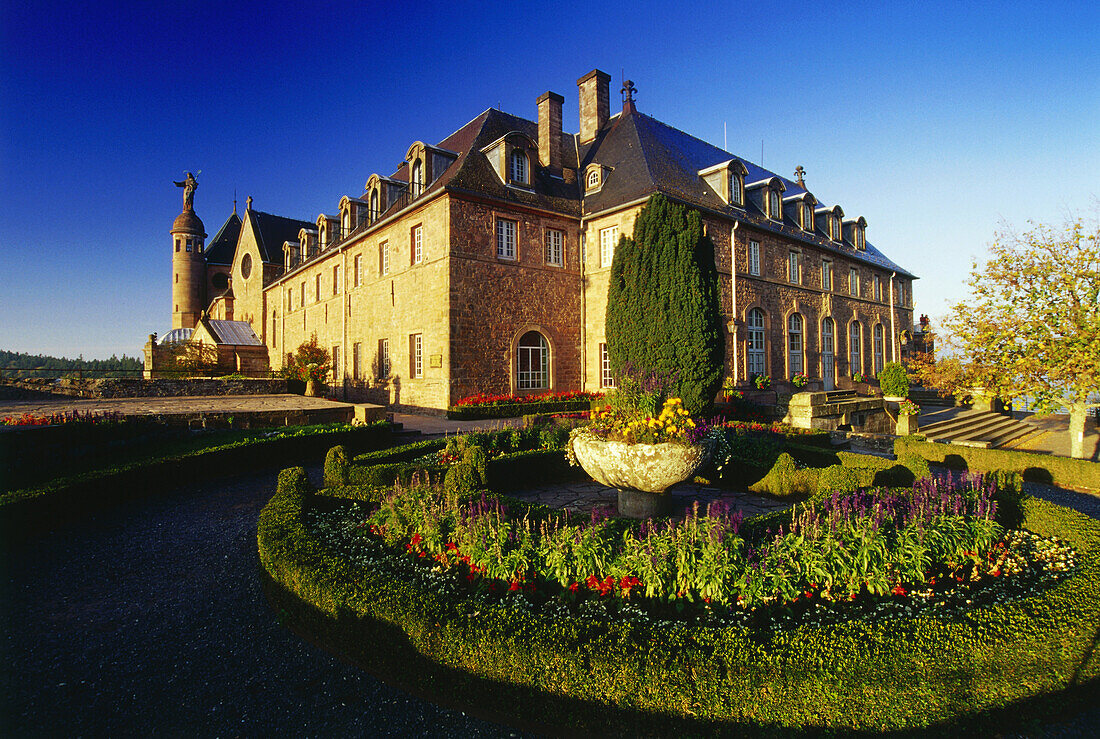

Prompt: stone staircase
[
  {"left": 919, "top": 410, "right": 1040, "bottom": 449},
  {"left": 910, "top": 388, "right": 955, "bottom": 406}
]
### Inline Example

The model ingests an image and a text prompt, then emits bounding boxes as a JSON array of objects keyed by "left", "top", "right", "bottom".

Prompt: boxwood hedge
[{"left": 259, "top": 471, "right": 1100, "bottom": 733}]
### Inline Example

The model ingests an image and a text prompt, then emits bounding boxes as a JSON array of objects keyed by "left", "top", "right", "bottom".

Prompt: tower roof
[
  {"left": 204, "top": 212, "right": 243, "bottom": 265},
  {"left": 171, "top": 209, "right": 206, "bottom": 236}
]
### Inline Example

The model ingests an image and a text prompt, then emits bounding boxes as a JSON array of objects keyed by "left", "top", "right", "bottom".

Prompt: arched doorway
[
  {"left": 821, "top": 317, "right": 835, "bottom": 390},
  {"left": 516, "top": 331, "right": 549, "bottom": 391}
]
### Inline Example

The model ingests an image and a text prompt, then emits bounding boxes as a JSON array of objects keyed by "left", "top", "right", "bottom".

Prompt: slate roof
[
  {"left": 205, "top": 319, "right": 262, "bottom": 346},
  {"left": 579, "top": 108, "right": 915, "bottom": 279},
  {"left": 204, "top": 212, "right": 242, "bottom": 265},
  {"left": 248, "top": 210, "right": 315, "bottom": 265}
]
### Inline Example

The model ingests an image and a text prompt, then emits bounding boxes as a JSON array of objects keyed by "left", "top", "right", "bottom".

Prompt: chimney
[
  {"left": 537, "top": 91, "right": 564, "bottom": 174},
  {"left": 577, "top": 69, "right": 610, "bottom": 144}
]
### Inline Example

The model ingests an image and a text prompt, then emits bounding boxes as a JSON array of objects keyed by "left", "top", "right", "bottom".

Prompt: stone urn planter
[{"left": 570, "top": 432, "right": 713, "bottom": 519}]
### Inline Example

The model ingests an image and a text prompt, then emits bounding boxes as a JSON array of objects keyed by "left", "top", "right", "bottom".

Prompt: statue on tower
[{"left": 173, "top": 172, "right": 198, "bottom": 211}]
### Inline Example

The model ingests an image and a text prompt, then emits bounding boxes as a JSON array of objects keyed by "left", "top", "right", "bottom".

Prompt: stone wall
[{"left": 9, "top": 377, "right": 292, "bottom": 399}]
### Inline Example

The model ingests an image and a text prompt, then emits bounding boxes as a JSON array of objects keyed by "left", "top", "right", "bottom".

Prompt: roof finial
[
  {"left": 246, "top": 195, "right": 253, "bottom": 211},
  {"left": 233, "top": 189, "right": 237, "bottom": 216},
  {"left": 794, "top": 165, "right": 806, "bottom": 187},
  {"left": 621, "top": 79, "right": 636, "bottom": 114}
]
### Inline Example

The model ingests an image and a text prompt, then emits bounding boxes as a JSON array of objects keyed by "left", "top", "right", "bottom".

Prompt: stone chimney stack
[
  {"left": 537, "top": 91, "right": 564, "bottom": 174},
  {"left": 577, "top": 69, "right": 610, "bottom": 144}
]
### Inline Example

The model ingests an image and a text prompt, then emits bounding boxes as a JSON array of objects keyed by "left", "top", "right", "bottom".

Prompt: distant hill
[{"left": 0, "top": 349, "right": 143, "bottom": 378}]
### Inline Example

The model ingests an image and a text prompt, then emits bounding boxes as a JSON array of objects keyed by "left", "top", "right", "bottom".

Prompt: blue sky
[{"left": 1, "top": 0, "right": 1097, "bottom": 359}]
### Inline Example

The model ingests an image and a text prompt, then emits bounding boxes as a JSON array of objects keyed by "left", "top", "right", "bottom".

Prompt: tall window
[
  {"left": 854, "top": 227, "right": 865, "bottom": 250},
  {"left": 300, "top": 281, "right": 305, "bottom": 308},
  {"left": 831, "top": 215, "right": 842, "bottom": 241},
  {"left": 849, "top": 322, "right": 863, "bottom": 376},
  {"left": 787, "top": 313, "right": 804, "bottom": 377},
  {"left": 510, "top": 150, "right": 528, "bottom": 183},
  {"left": 411, "top": 160, "right": 423, "bottom": 197},
  {"left": 411, "top": 225, "right": 422, "bottom": 264},
  {"left": 545, "top": 229, "right": 563, "bottom": 266},
  {"left": 341, "top": 210, "right": 350, "bottom": 238},
  {"left": 747, "top": 308, "right": 766, "bottom": 377},
  {"left": 599, "top": 342, "right": 616, "bottom": 388},
  {"left": 332, "top": 346, "right": 340, "bottom": 382},
  {"left": 377, "top": 338, "right": 390, "bottom": 378},
  {"left": 873, "top": 275, "right": 882, "bottom": 301},
  {"left": 788, "top": 251, "right": 800, "bottom": 284},
  {"left": 287, "top": 288, "right": 292, "bottom": 310},
  {"left": 849, "top": 268, "right": 860, "bottom": 296},
  {"left": 354, "top": 254, "right": 361, "bottom": 287},
  {"left": 801, "top": 203, "right": 813, "bottom": 231},
  {"left": 370, "top": 191, "right": 379, "bottom": 220},
  {"left": 821, "top": 317, "right": 835, "bottom": 383},
  {"left": 380, "top": 242, "right": 390, "bottom": 275},
  {"left": 729, "top": 172, "right": 743, "bottom": 205},
  {"left": 822, "top": 259, "right": 833, "bottom": 291},
  {"left": 410, "top": 334, "right": 423, "bottom": 378},
  {"left": 497, "top": 219, "right": 516, "bottom": 259},
  {"left": 517, "top": 331, "right": 549, "bottom": 390},
  {"left": 748, "top": 240, "right": 761, "bottom": 276},
  {"left": 352, "top": 342, "right": 361, "bottom": 380},
  {"left": 332, "top": 265, "right": 339, "bottom": 295},
  {"left": 873, "top": 324, "right": 885, "bottom": 376},
  {"left": 315, "top": 274, "right": 321, "bottom": 302},
  {"left": 599, "top": 225, "right": 618, "bottom": 267},
  {"left": 768, "top": 190, "right": 781, "bottom": 220}
]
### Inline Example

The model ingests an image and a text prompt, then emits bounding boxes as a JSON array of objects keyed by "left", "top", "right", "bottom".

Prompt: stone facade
[{"left": 163, "top": 68, "right": 918, "bottom": 412}]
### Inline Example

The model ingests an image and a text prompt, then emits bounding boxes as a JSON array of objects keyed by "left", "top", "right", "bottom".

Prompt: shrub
[
  {"left": 323, "top": 445, "right": 350, "bottom": 487},
  {"left": 444, "top": 435, "right": 468, "bottom": 457},
  {"left": 444, "top": 462, "right": 481, "bottom": 498},
  {"left": 816, "top": 464, "right": 861, "bottom": 495},
  {"left": 462, "top": 445, "right": 488, "bottom": 487},
  {"left": 276, "top": 466, "right": 313, "bottom": 502},
  {"left": 538, "top": 424, "right": 570, "bottom": 451},
  {"left": 878, "top": 361, "right": 910, "bottom": 397},
  {"left": 605, "top": 194, "right": 724, "bottom": 415},
  {"left": 748, "top": 452, "right": 818, "bottom": 497}
]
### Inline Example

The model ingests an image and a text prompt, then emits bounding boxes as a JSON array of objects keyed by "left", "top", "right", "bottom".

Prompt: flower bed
[
  {"left": 447, "top": 391, "right": 603, "bottom": 420},
  {"left": 259, "top": 467, "right": 1100, "bottom": 732}
]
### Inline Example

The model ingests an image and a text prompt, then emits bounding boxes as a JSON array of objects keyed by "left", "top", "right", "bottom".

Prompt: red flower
[
  {"left": 508, "top": 580, "right": 522, "bottom": 592},
  {"left": 567, "top": 582, "right": 579, "bottom": 593},
  {"left": 410, "top": 533, "right": 422, "bottom": 548},
  {"left": 892, "top": 584, "right": 908, "bottom": 597}
]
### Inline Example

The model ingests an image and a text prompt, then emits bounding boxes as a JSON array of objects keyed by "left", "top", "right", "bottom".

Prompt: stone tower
[{"left": 171, "top": 174, "right": 207, "bottom": 330}]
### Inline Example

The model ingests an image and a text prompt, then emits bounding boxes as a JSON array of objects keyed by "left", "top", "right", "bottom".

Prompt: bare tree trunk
[{"left": 1069, "top": 402, "right": 1088, "bottom": 459}]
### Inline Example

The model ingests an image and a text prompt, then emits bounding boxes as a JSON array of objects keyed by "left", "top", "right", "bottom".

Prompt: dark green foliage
[
  {"left": 444, "top": 435, "right": 467, "bottom": 457},
  {"left": 748, "top": 452, "right": 819, "bottom": 497},
  {"left": 323, "top": 445, "right": 350, "bottom": 487},
  {"left": 878, "top": 362, "right": 910, "bottom": 397},
  {"left": 276, "top": 466, "right": 313, "bottom": 502},
  {"left": 486, "top": 449, "right": 585, "bottom": 491},
  {"left": 817, "top": 464, "right": 862, "bottom": 495},
  {"left": 900, "top": 453, "right": 932, "bottom": 480},
  {"left": 605, "top": 194, "right": 724, "bottom": 415},
  {"left": 444, "top": 462, "right": 481, "bottom": 498},
  {"left": 538, "top": 424, "right": 571, "bottom": 451},
  {"left": 350, "top": 462, "right": 446, "bottom": 488},
  {"left": 463, "top": 445, "right": 488, "bottom": 486},
  {"left": 895, "top": 436, "right": 1100, "bottom": 490},
  {"left": 987, "top": 470, "right": 1028, "bottom": 529},
  {"left": 259, "top": 477, "right": 1100, "bottom": 732}
]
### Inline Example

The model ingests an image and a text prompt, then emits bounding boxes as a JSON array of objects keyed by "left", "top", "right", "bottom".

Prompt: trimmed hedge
[
  {"left": 447, "top": 400, "right": 592, "bottom": 420},
  {"left": 259, "top": 478, "right": 1100, "bottom": 732},
  {"left": 896, "top": 436, "right": 1100, "bottom": 491}
]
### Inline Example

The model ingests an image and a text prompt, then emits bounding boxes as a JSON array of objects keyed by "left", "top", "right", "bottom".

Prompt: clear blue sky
[{"left": 1, "top": 0, "right": 1097, "bottom": 359}]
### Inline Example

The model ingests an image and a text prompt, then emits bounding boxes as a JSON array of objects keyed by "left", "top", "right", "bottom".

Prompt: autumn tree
[
  {"left": 931, "top": 218, "right": 1099, "bottom": 458},
  {"left": 605, "top": 194, "right": 724, "bottom": 415}
]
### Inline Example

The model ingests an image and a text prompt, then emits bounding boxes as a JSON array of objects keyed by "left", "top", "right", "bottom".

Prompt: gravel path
[{"left": 0, "top": 468, "right": 519, "bottom": 737}]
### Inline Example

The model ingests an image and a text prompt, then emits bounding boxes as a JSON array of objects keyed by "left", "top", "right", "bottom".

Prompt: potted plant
[
  {"left": 752, "top": 374, "right": 772, "bottom": 391},
  {"left": 569, "top": 371, "right": 713, "bottom": 518},
  {"left": 878, "top": 362, "right": 910, "bottom": 402},
  {"left": 896, "top": 398, "right": 920, "bottom": 435},
  {"left": 791, "top": 372, "right": 809, "bottom": 389}
]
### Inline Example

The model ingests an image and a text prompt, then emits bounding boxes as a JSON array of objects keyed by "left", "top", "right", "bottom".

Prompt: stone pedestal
[
  {"left": 617, "top": 488, "right": 674, "bottom": 519},
  {"left": 896, "top": 413, "right": 918, "bottom": 435}
]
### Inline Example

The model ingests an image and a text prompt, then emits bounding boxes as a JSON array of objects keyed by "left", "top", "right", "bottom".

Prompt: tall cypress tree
[{"left": 605, "top": 194, "right": 724, "bottom": 415}]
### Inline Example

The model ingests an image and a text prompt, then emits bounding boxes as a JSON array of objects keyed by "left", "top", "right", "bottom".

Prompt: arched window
[
  {"left": 767, "top": 189, "right": 781, "bottom": 220},
  {"left": 517, "top": 331, "right": 549, "bottom": 390},
  {"left": 586, "top": 169, "right": 600, "bottom": 189},
  {"left": 747, "top": 308, "right": 766, "bottom": 377},
  {"left": 510, "top": 150, "right": 528, "bottom": 184},
  {"left": 821, "top": 317, "right": 835, "bottom": 389},
  {"left": 801, "top": 202, "right": 813, "bottom": 231},
  {"left": 849, "top": 321, "right": 863, "bottom": 376},
  {"left": 787, "top": 313, "right": 804, "bottom": 377},
  {"left": 873, "top": 324, "right": 885, "bottom": 376},
  {"left": 729, "top": 171, "right": 743, "bottom": 205},
  {"left": 411, "top": 160, "right": 423, "bottom": 197},
  {"left": 370, "top": 191, "right": 379, "bottom": 221}
]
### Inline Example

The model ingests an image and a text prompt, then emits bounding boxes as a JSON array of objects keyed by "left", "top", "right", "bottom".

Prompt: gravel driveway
[{"left": 0, "top": 468, "right": 518, "bottom": 737}]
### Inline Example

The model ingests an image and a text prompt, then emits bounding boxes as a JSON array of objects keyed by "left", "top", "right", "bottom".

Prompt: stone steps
[{"left": 920, "top": 410, "right": 1040, "bottom": 449}]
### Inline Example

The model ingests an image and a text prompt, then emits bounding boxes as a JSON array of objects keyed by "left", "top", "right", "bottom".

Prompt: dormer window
[
  {"left": 510, "top": 150, "right": 528, "bottom": 184},
  {"left": 854, "top": 226, "right": 866, "bottom": 250},
  {"left": 801, "top": 203, "right": 813, "bottom": 232},
  {"left": 586, "top": 168, "right": 600, "bottom": 190},
  {"left": 830, "top": 215, "right": 842, "bottom": 241},
  {"left": 369, "top": 191, "right": 379, "bottom": 221},
  {"left": 729, "top": 171, "right": 744, "bottom": 206},
  {"left": 767, "top": 189, "right": 781, "bottom": 220},
  {"left": 411, "top": 160, "right": 424, "bottom": 197}
]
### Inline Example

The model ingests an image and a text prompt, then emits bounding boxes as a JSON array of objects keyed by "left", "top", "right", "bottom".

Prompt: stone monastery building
[{"left": 168, "top": 69, "right": 916, "bottom": 412}]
